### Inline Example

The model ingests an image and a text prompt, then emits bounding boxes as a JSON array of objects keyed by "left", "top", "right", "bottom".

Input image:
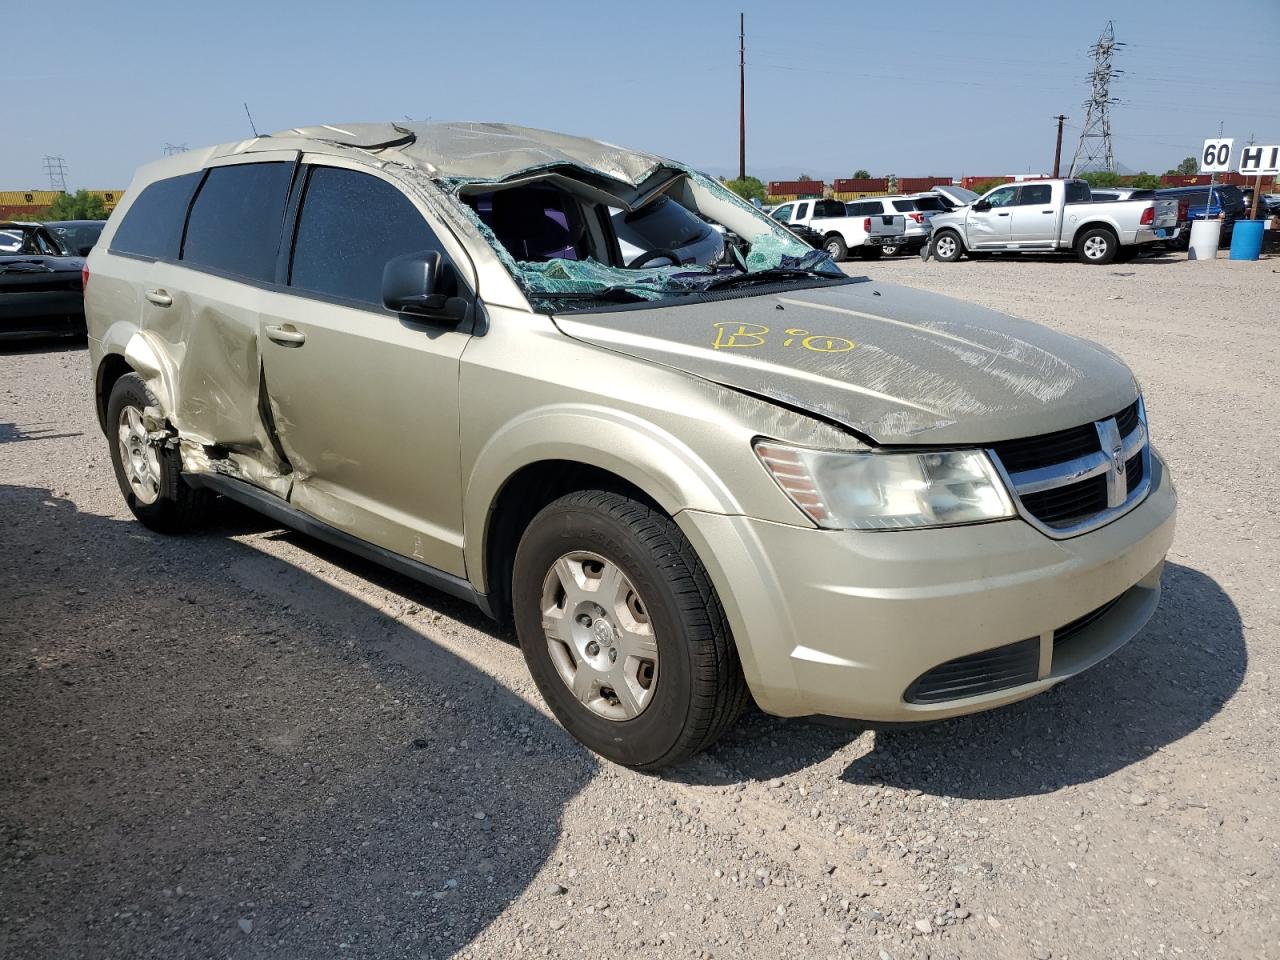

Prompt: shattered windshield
[{"left": 447, "top": 167, "right": 846, "bottom": 312}]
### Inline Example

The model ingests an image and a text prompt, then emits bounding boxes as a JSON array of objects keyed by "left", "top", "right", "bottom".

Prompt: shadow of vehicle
[
  {"left": 0, "top": 421, "right": 84, "bottom": 444},
  {"left": 0, "top": 484, "right": 594, "bottom": 960},
  {"left": 840, "top": 563, "right": 1244, "bottom": 799}
]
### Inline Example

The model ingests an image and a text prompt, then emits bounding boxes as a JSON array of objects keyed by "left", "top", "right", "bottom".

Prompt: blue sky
[{"left": 5, "top": 0, "right": 1278, "bottom": 189}]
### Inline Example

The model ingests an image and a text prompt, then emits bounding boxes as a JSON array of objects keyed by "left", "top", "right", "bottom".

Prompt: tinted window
[
  {"left": 1091, "top": 191, "right": 1118, "bottom": 201},
  {"left": 109, "top": 172, "right": 201, "bottom": 259},
  {"left": 1017, "top": 184, "right": 1052, "bottom": 205},
  {"left": 795, "top": 202, "right": 810, "bottom": 219},
  {"left": 891, "top": 199, "right": 917, "bottom": 212},
  {"left": 814, "top": 200, "right": 846, "bottom": 218},
  {"left": 848, "top": 201, "right": 881, "bottom": 215},
  {"left": 290, "top": 165, "right": 445, "bottom": 307},
  {"left": 1064, "top": 181, "right": 1091, "bottom": 204},
  {"left": 182, "top": 162, "right": 292, "bottom": 281},
  {"left": 912, "top": 196, "right": 946, "bottom": 211}
]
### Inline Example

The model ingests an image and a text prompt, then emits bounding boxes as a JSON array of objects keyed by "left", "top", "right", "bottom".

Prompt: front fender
[{"left": 462, "top": 402, "right": 743, "bottom": 593}]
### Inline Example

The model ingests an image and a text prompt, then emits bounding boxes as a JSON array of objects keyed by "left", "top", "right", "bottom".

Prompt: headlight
[{"left": 754, "top": 441, "right": 1015, "bottom": 530}]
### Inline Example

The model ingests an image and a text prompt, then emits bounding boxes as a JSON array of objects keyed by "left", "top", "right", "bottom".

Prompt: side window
[
  {"left": 1064, "top": 181, "right": 1091, "bottom": 204},
  {"left": 984, "top": 186, "right": 1018, "bottom": 208},
  {"left": 182, "top": 162, "right": 293, "bottom": 281},
  {"left": 109, "top": 172, "right": 202, "bottom": 260},
  {"left": 289, "top": 165, "right": 446, "bottom": 308},
  {"left": 770, "top": 204, "right": 794, "bottom": 223},
  {"left": 891, "top": 200, "right": 917, "bottom": 212},
  {"left": 1017, "top": 184, "right": 1052, "bottom": 205},
  {"left": 814, "top": 200, "right": 845, "bottom": 218},
  {"left": 794, "top": 202, "right": 810, "bottom": 220}
]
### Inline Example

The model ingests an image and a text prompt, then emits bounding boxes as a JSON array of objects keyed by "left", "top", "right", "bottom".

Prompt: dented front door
[{"left": 257, "top": 162, "right": 472, "bottom": 576}]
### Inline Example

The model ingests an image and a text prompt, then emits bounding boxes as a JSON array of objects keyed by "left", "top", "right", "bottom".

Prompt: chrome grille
[{"left": 989, "top": 399, "right": 1151, "bottom": 538}]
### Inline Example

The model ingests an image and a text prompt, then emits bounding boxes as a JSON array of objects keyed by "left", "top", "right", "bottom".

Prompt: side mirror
[
  {"left": 973, "top": 200, "right": 992, "bottom": 212},
  {"left": 382, "top": 250, "right": 467, "bottom": 323}
]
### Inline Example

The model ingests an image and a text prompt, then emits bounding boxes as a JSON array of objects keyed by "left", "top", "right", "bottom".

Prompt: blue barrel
[{"left": 1228, "top": 219, "right": 1265, "bottom": 260}]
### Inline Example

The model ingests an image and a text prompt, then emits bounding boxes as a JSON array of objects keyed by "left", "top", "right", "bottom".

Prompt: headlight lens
[{"left": 755, "top": 441, "right": 1015, "bottom": 530}]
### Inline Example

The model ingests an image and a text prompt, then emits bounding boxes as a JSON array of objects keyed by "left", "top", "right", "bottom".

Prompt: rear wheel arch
[{"left": 95, "top": 353, "right": 134, "bottom": 433}]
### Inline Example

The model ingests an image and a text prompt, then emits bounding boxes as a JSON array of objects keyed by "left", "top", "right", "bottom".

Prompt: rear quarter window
[
  {"left": 182, "top": 162, "right": 293, "bottom": 281},
  {"left": 108, "top": 172, "right": 202, "bottom": 260},
  {"left": 891, "top": 200, "right": 917, "bottom": 212}
]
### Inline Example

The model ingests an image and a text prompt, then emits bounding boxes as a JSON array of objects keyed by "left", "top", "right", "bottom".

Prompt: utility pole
[
  {"left": 42, "top": 155, "right": 68, "bottom": 192},
  {"left": 738, "top": 12, "right": 746, "bottom": 181},
  {"left": 1052, "top": 115, "right": 1068, "bottom": 178},
  {"left": 1069, "top": 21, "right": 1123, "bottom": 176}
]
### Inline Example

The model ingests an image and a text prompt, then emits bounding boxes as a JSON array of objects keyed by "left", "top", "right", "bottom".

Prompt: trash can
[
  {"left": 1228, "top": 219, "right": 1265, "bottom": 261},
  {"left": 1188, "top": 220, "right": 1222, "bottom": 261}
]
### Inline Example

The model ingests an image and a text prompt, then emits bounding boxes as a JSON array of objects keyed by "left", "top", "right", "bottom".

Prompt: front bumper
[{"left": 677, "top": 449, "right": 1176, "bottom": 722}]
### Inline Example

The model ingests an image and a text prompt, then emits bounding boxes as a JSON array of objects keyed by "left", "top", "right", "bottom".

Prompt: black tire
[
  {"left": 106, "top": 373, "right": 213, "bottom": 533},
  {"left": 512, "top": 491, "right": 748, "bottom": 769},
  {"left": 822, "top": 234, "right": 848, "bottom": 262},
  {"left": 932, "top": 230, "right": 964, "bottom": 262},
  {"left": 855, "top": 245, "right": 882, "bottom": 260},
  {"left": 1076, "top": 227, "right": 1118, "bottom": 265},
  {"left": 879, "top": 242, "right": 901, "bottom": 256}
]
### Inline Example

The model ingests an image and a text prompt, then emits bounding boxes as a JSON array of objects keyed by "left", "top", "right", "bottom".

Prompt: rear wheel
[
  {"left": 512, "top": 491, "right": 747, "bottom": 769},
  {"left": 822, "top": 234, "right": 848, "bottom": 261},
  {"left": 106, "top": 373, "right": 213, "bottom": 533},
  {"left": 932, "top": 231, "right": 963, "bottom": 262},
  {"left": 1076, "top": 227, "right": 1118, "bottom": 264}
]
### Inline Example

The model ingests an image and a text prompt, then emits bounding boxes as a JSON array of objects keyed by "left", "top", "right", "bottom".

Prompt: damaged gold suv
[{"left": 86, "top": 122, "right": 1175, "bottom": 769}]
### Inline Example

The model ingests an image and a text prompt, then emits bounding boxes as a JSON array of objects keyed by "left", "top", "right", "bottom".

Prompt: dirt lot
[{"left": 2, "top": 252, "right": 1277, "bottom": 960}]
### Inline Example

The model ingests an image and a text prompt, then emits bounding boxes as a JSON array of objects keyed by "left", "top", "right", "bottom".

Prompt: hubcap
[
  {"left": 1084, "top": 236, "right": 1108, "bottom": 259},
  {"left": 116, "top": 405, "right": 162, "bottom": 505},
  {"left": 825, "top": 240, "right": 841, "bottom": 256},
  {"left": 937, "top": 237, "right": 956, "bottom": 257},
  {"left": 541, "top": 551, "right": 658, "bottom": 722}
]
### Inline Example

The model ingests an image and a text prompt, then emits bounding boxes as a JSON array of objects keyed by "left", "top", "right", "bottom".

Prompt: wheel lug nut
[
  {"left": 586, "top": 641, "right": 600, "bottom": 657},
  {"left": 577, "top": 614, "right": 592, "bottom": 627},
  {"left": 608, "top": 649, "right": 617, "bottom": 663}
]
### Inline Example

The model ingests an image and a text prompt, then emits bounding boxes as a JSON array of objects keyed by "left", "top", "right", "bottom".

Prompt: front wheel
[
  {"left": 512, "top": 491, "right": 747, "bottom": 769},
  {"left": 1076, "top": 227, "right": 1118, "bottom": 264},
  {"left": 932, "top": 231, "right": 964, "bottom": 262}
]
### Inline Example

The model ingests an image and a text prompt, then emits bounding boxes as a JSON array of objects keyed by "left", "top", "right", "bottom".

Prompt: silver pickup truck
[{"left": 927, "top": 178, "right": 1180, "bottom": 265}]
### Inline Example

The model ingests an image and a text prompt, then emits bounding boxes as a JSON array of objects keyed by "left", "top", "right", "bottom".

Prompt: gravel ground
[{"left": 2, "top": 250, "right": 1277, "bottom": 960}]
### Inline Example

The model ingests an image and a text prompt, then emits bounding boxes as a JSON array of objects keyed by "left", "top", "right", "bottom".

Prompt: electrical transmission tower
[
  {"left": 1068, "top": 21, "right": 1124, "bottom": 176},
  {"left": 162, "top": 142, "right": 189, "bottom": 156},
  {"left": 42, "top": 155, "right": 69, "bottom": 192}
]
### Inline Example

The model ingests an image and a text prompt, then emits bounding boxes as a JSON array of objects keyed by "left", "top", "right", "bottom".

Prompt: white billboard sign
[
  {"left": 1200, "top": 138, "right": 1234, "bottom": 174},
  {"left": 1238, "top": 144, "right": 1280, "bottom": 177}
]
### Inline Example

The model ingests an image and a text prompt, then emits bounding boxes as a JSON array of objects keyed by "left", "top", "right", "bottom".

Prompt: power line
[{"left": 1070, "top": 21, "right": 1123, "bottom": 176}]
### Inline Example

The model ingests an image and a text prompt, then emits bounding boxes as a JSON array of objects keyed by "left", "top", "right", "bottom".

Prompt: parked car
[
  {"left": 45, "top": 219, "right": 106, "bottom": 257},
  {"left": 85, "top": 121, "right": 1175, "bottom": 769},
  {"left": 0, "top": 221, "right": 87, "bottom": 340},
  {"left": 847, "top": 195, "right": 946, "bottom": 255},
  {"left": 927, "top": 179, "right": 1178, "bottom": 264},
  {"left": 0, "top": 229, "right": 23, "bottom": 253},
  {"left": 1155, "top": 184, "right": 1248, "bottom": 249},
  {"left": 769, "top": 197, "right": 905, "bottom": 261}
]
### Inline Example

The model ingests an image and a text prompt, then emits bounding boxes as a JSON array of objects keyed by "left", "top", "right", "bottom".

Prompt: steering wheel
[{"left": 628, "top": 248, "right": 683, "bottom": 269}]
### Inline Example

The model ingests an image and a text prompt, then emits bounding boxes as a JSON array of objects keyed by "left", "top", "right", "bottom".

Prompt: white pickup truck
[
  {"left": 769, "top": 198, "right": 905, "bottom": 262},
  {"left": 926, "top": 178, "right": 1180, "bottom": 265}
]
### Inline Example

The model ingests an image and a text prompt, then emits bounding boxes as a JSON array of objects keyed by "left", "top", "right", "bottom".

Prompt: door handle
[
  {"left": 1042, "top": 210, "right": 1054, "bottom": 214},
  {"left": 264, "top": 324, "right": 306, "bottom": 347},
  {"left": 997, "top": 212, "right": 1010, "bottom": 217},
  {"left": 144, "top": 289, "right": 172, "bottom": 307}
]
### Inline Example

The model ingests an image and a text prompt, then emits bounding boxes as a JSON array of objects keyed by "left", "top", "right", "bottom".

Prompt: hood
[{"left": 553, "top": 280, "right": 1138, "bottom": 445}]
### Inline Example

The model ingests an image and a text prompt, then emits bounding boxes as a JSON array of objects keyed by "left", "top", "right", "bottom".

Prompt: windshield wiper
[
  {"left": 704, "top": 267, "right": 841, "bottom": 291},
  {"left": 535, "top": 286, "right": 655, "bottom": 305}
]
